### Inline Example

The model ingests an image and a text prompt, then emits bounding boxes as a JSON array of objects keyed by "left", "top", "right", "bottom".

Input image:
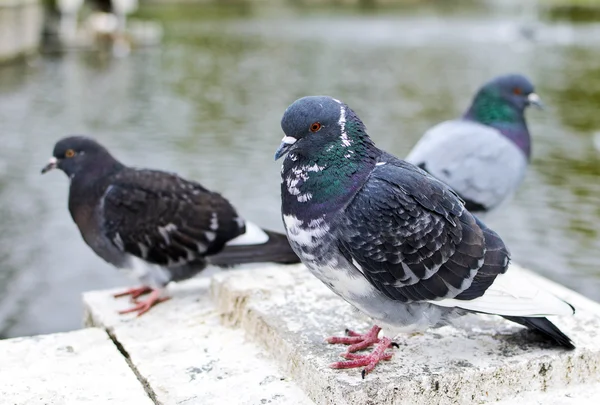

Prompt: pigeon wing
[
  {"left": 338, "top": 158, "right": 509, "bottom": 303},
  {"left": 100, "top": 169, "right": 245, "bottom": 267},
  {"left": 405, "top": 120, "right": 528, "bottom": 211}
]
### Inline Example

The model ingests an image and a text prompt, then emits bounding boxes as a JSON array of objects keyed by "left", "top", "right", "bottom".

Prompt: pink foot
[
  {"left": 330, "top": 337, "right": 396, "bottom": 378},
  {"left": 113, "top": 286, "right": 153, "bottom": 300},
  {"left": 327, "top": 325, "right": 382, "bottom": 352},
  {"left": 118, "top": 289, "right": 170, "bottom": 317}
]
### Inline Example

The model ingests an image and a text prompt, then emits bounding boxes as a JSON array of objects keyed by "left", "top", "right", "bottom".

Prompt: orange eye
[
  {"left": 65, "top": 149, "right": 75, "bottom": 158},
  {"left": 310, "top": 122, "right": 322, "bottom": 132},
  {"left": 513, "top": 87, "right": 522, "bottom": 95}
]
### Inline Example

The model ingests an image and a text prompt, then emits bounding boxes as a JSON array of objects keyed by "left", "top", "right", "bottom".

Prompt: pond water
[{"left": 1, "top": 2, "right": 599, "bottom": 338}]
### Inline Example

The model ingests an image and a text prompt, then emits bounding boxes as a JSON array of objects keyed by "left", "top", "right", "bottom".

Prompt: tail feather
[
  {"left": 209, "top": 229, "right": 300, "bottom": 267},
  {"left": 502, "top": 315, "right": 575, "bottom": 350}
]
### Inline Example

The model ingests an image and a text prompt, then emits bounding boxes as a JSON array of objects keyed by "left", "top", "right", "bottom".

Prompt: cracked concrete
[
  {"left": 206, "top": 264, "right": 600, "bottom": 404},
  {"left": 83, "top": 269, "right": 312, "bottom": 405},
  {"left": 0, "top": 328, "right": 153, "bottom": 404},
  {"left": 2, "top": 263, "right": 599, "bottom": 404}
]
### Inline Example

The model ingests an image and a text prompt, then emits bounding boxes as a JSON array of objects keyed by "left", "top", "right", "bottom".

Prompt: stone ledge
[
  {"left": 209, "top": 264, "right": 600, "bottom": 405},
  {"left": 495, "top": 382, "right": 600, "bottom": 405},
  {"left": 83, "top": 273, "right": 313, "bottom": 405},
  {"left": 80, "top": 263, "right": 600, "bottom": 405},
  {"left": 0, "top": 328, "right": 153, "bottom": 404}
]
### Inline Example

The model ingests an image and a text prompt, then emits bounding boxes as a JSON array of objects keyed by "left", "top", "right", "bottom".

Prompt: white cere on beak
[
  {"left": 528, "top": 93, "right": 541, "bottom": 104},
  {"left": 41, "top": 156, "right": 59, "bottom": 174},
  {"left": 281, "top": 136, "right": 297, "bottom": 145}
]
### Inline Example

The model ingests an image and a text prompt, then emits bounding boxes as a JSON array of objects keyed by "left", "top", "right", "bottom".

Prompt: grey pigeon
[
  {"left": 42, "top": 136, "right": 299, "bottom": 316},
  {"left": 406, "top": 74, "right": 543, "bottom": 215},
  {"left": 275, "top": 96, "right": 574, "bottom": 378}
]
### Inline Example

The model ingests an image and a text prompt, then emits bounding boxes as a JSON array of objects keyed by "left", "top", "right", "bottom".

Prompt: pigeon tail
[
  {"left": 208, "top": 228, "right": 300, "bottom": 267},
  {"left": 502, "top": 315, "right": 576, "bottom": 350}
]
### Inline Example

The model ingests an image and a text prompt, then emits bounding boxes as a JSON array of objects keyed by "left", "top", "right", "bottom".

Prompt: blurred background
[{"left": 0, "top": 0, "right": 599, "bottom": 338}]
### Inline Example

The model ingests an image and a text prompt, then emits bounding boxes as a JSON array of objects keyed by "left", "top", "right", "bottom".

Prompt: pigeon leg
[
  {"left": 327, "top": 325, "right": 382, "bottom": 352},
  {"left": 118, "top": 289, "right": 170, "bottom": 316},
  {"left": 330, "top": 337, "right": 396, "bottom": 378},
  {"left": 113, "top": 286, "right": 153, "bottom": 300}
]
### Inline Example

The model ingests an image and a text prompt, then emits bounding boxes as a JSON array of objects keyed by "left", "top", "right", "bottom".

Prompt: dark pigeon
[
  {"left": 42, "top": 136, "right": 299, "bottom": 316},
  {"left": 275, "top": 96, "right": 574, "bottom": 378},
  {"left": 406, "top": 74, "right": 543, "bottom": 216}
]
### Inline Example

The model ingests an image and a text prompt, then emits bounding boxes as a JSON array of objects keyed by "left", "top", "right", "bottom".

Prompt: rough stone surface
[
  {"left": 209, "top": 264, "right": 600, "bottom": 405},
  {"left": 83, "top": 270, "right": 313, "bottom": 405},
  {"left": 495, "top": 383, "right": 600, "bottom": 405},
  {"left": 77, "top": 262, "right": 600, "bottom": 405},
  {"left": 0, "top": 328, "right": 153, "bottom": 404}
]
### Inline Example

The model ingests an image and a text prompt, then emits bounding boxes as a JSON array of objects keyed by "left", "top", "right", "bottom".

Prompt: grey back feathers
[
  {"left": 406, "top": 120, "right": 527, "bottom": 213},
  {"left": 406, "top": 74, "right": 539, "bottom": 214}
]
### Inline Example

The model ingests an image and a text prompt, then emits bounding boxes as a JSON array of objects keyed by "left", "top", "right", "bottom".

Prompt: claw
[
  {"left": 345, "top": 329, "right": 363, "bottom": 337},
  {"left": 341, "top": 351, "right": 393, "bottom": 361},
  {"left": 327, "top": 325, "right": 382, "bottom": 352},
  {"left": 117, "top": 289, "right": 170, "bottom": 316},
  {"left": 113, "top": 286, "right": 153, "bottom": 300},
  {"left": 330, "top": 337, "right": 396, "bottom": 378}
]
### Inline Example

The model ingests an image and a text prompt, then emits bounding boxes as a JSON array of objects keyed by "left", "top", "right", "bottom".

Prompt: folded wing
[
  {"left": 100, "top": 169, "right": 244, "bottom": 267},
  {"left": 406, "top": 120, "right": 527, "bottom": 211}
]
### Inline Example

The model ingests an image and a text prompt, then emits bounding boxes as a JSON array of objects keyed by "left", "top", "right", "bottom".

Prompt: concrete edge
[
  {"left": 83, "top": 297, "right": 161, "bottom": 405},
  {"left": 209, "top": 265, "right": 600, "bottom": 404}
]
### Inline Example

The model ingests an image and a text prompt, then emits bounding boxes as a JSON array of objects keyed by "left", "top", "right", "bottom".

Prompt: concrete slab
[
  {"left": 0, "top": 328, "right": 153, "bottom": 405},
  {"left": 495, "top": 383, "right": 600, "bottom": 405},
  {"left": 210, "top": 264, "right": 600, "bottom": 405},
  {"left": 83, "top": 272, "right": 313, "bottom": 405},
  {"left": 81, "top": 263, "right": 600, "bottom": 405}
]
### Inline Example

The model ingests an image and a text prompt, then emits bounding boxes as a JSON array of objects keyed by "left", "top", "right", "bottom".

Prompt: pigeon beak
[
  {"left": 41, "top": 157, "right": 58, "bottom": 174},
  {"left": 274, "top": 136, "right": 297, "bottom": 160},
  {"left": 528, "top": 93, "right": 544, "bottom": 109}
]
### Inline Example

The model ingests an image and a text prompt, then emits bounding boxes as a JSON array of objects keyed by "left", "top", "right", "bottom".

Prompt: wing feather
[
  {"left": 338, "top": 158, "right": 509, "bottom": 303},
  {"left": 431, "top": 267, "right": 575, "bottom": 317},
  {"left": 101, "top": 169, "right": 244, "bottom": 267}
]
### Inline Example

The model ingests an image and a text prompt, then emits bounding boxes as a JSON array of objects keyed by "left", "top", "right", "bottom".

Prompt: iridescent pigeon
[
  {"left": 42, "top": 136, "right": 299, "bottom": 316},
  {"left": 406, "top": 74, "right": 543, "bottom": 215},
  {"left": 275, "top": 96, "right": 574, "bottom": 378}
]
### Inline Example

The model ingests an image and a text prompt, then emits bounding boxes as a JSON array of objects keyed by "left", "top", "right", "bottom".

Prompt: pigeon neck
[
  {"left": 68, "top": 156, "right": 125, "bottom": 201},
  {"left": 463, "top": 93, "right": 531, "bottom": 159},
  {"left": 72, "top": 157, "right": 124, "bottom": 182},
  {"left": 281, "top": 124, "right": 379, "bottom": 220}
]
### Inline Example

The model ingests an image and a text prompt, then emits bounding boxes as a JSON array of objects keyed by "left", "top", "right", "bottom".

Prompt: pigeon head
[
  {"left": 275, "top": 96, "right": 370, "bottom": 160},
  {"left": 465, "top": 74, "right": 542, "bottom": 126},
  {"left": 41, "top": 136, "right": 123, "bottom": 179}
]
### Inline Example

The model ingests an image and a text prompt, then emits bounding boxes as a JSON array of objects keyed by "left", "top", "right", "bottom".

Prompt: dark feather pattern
[
  {"left": 208, "top": 229, "right": 299, "bottom": 267},
  {"left": 338, "top": 158, "right": 509, "bottom": 303},
  {"left": 417, "top": 162, "right": 488, "bottom": 213},
  {"left": 502, "top": 316, "right": 575, "bottom": 349},
  {"left": 455, "top": 216, "right": 510, "bottom": 300},
  {"left": 102, "top": 169, "right": 244, "bottom": 268}
]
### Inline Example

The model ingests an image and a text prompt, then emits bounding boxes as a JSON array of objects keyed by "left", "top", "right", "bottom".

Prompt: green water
[{"left": 0, "top": 2, "right": 599, "bottom": 337}]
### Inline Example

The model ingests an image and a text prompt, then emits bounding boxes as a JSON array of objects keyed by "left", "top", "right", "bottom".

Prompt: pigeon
[
  {"left": 275, "top": 96, "right": 574, "bottom": 378},
  {"left": 405, "top": 74, "right": 543, "bottom": 215},
  {"left": 42, "top": 136, "right": 299, "bottom": 316}
]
